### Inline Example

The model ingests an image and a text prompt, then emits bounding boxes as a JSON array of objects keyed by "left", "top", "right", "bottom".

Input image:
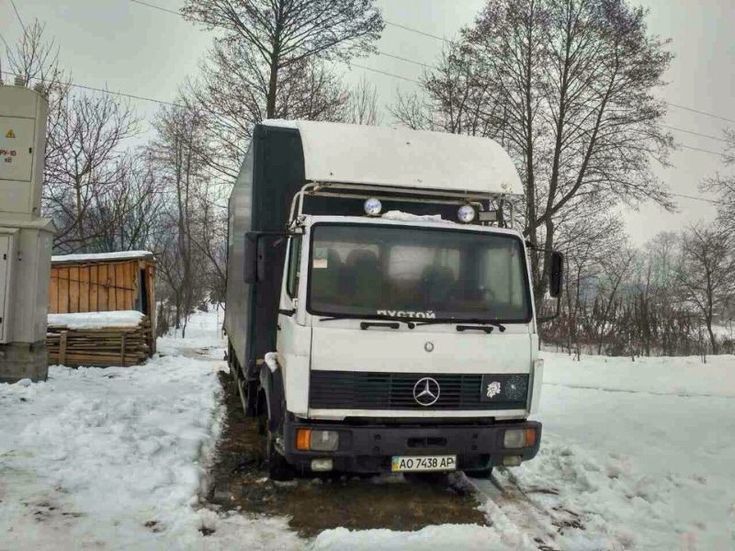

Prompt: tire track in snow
[{"left": 451, "top": 470, "right": 584, "bottom": 550}]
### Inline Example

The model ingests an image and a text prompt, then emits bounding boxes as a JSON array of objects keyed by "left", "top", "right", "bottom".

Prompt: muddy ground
[{"left": 203, "top": 372, "right": 488, "bottom": 537}]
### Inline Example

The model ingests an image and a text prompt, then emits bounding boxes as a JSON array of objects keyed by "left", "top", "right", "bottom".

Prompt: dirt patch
[{"left": 204, "top": 372, "right": 488, "bottom": 537}]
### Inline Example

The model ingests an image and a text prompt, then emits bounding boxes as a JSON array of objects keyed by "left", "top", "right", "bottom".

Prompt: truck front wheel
[{"left": 266, "top": 429, "right": 294, "bottom": 481}]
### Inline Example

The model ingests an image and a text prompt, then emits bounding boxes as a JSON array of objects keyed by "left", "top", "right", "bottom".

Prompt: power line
[
  {"left": 669, "top": 192, "right": 718, "bottom": 205},
  {"left": 384, "top": 20, "right": 450, "bottom": 44},
  {"left": 350, "top": 63, "right": 420, "bottom": 84},
  {"left": 0, "top": 70, "right": 182, "bottom": 107},
  {"left": 661, "top": 124, "right": 727, "bottom": 143},
  {"left": 667, "top": 102, "right": 735, "bottom": 125},
  {"left": 129, "top": 0, "right": 181, "bottom": 18},
  {"left": 375, "top": 50, "right": 433, "bottom": 69},
  {"left": 679, "top": 144, "right": 725, "bottom": 157}
]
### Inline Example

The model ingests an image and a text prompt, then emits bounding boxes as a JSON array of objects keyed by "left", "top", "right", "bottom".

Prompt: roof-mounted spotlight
[
  {"left": 364, "top": 197, "right": 382, "bottom": 216},
  {"left": 457, "top": 204, "right": 476, "bottom": 223}
]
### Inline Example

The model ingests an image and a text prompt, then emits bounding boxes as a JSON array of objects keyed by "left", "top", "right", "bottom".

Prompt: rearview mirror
[
  {"left": 244, "top": 231, "right": 290, "bottom": 284},
  {"left": 549, "top": 251, "right": 563, "bottom": 298}
]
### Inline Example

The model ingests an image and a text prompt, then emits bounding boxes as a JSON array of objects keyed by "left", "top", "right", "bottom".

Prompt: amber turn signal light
[{"left": 296, "top": 428, "right": 312, "bottom": 451}]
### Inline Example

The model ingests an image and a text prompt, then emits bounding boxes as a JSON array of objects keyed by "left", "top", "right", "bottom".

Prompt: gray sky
[{"left": 1, "top": 0, "right": 732, "bottom": 245}]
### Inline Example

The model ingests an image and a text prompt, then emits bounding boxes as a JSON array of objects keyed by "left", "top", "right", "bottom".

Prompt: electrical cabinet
[
  {"left": 0, "top": 83, "right": 52, "bottom": 382},
  {"left": 0, "top": 85, "right": 47, "bottom": 219}
]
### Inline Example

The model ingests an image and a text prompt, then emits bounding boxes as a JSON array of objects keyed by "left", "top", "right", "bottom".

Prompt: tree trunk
[{"left": 266, "top": 57, "right": 279, "bottom": 118}]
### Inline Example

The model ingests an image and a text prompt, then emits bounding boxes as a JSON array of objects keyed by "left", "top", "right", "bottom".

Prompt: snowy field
[{"left": 1, "top": 310, "right": 734, "bottom": 550}]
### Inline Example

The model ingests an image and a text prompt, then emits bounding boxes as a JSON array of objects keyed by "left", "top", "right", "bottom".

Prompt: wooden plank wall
[
  {"left": 145, "top": 263, "right": 157, "bottom": 353},
  {"left": 49, "top": 260, "right": 139, "bottom": 314}
]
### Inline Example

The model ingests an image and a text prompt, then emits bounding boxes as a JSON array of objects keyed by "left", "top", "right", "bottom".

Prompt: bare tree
[
  {"left": 393, "top": 43, "right": 502, "bottom": 137},
  {"left": 181, "top": 41, "right": 352, "bottom": 181},
  {"left": 346, "top": 76, "right": 380, "bottom": 125},
  {"left": 676, "top": 224, "right": 735, "bottom": 354},
  {"left": 45, "top": 93, "right": 138, "bottom": 252},
  {"left": 701, "top": 129, "right": 735, "bottom": 233},
  {"left": 182, "top": 0, "right": 383, "bottom": 119},
  {"left": 547, "top": 204, "right": 625, "bottom": 356},
  {"left": 84, "top": 156, "right": 167, "bottom": 252},
  {"left": 400, "top": 0, "right": 675, "bottom": 300},
  {"left": 149, "top": 105, "right": 214, "bottom": 336},
  {"left": 4, "top": 19, "right": 65, "bottom": 89},
  {"left": 2, "top": 20, "right": 140, "bottom": 253}
]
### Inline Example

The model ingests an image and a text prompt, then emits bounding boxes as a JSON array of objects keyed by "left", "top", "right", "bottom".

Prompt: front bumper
[{"left": 282, "top": 415, "right": 542, "bottom": 474}]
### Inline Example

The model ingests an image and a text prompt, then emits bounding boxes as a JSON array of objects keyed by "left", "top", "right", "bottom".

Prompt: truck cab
[{"left": 225, "top": 121, "right": 562, "bottom": 479}]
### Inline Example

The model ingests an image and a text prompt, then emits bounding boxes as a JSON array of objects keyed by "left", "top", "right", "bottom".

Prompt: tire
[
  {"left": 266, "top": 429, "right": 294, "bottom": 481},
  {"left": 256, "top": 391, "right": 267, "bottom": 436},
  {"left": 464, "top": 467, "right": 493, "bottom": 479}
]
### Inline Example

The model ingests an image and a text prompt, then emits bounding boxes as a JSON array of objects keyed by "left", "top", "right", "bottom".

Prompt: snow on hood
[{"left": 381, "top": 210, "right": 453, "bottom": 223}]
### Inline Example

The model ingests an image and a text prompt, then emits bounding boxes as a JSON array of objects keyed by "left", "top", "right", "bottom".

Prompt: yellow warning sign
[{"left": 5, "top": 129, "right": 15, "bottom": 139}]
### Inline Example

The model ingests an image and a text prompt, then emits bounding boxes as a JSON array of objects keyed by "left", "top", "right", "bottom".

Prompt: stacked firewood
[{"left": 47, "top": 316, "right": 153, "bottom": 367}]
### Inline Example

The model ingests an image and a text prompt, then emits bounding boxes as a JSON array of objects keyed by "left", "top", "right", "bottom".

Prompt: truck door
[{"left": 276, "top": 235, "right": 311, "bottom": 415}]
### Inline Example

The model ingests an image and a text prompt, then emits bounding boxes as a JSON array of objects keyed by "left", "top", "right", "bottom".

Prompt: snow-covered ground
[{"left": 2, "top": 310, "right": 734, "bottom": 550}]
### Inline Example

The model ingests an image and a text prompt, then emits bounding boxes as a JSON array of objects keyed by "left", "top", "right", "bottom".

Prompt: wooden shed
[{"left": 47, "top": 251, "right": 157, "bottom": 359}]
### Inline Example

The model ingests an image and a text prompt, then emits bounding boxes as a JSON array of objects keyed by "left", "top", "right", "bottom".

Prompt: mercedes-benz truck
[{"left": 225, "top": 120, "right": 562, "bottom": 479}]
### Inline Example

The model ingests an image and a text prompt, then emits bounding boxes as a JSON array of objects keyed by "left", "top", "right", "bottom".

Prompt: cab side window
[{"left": 287, "top": 236, "right": 302, "bottom": 298}]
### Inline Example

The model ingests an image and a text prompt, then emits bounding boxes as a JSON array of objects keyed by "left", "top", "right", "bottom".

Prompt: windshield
[{"left": 308, "top": 223, "right": 532, "bottom": 323}]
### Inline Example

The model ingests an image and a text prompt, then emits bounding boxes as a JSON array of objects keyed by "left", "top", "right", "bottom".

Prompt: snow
[
  {"left": 0, "top": 310, "right": 286, "bottom": 550},
  {"left": 264, "top": 351, "right": 280, "bottom": 373},
  {"left": 313, "top": 524, "right": 519, "bottom": 550},
  {"left": 381, "top": 210, "right": 447, "bottom": 223},
  {"left": 523, "top": 352, "right": 735, "bottom": 549},
  {"left": 3, "top": 308, "right": 734, "bottom": 549},
  {"left": 262, "top": 119, "right": 523, "bottom": 195},
  {"left": 543, "top": 352, "right": 735, "bottom": 397},
  {"left": 47, "top": 310, "right": 145, "bottom": 329},
  {"left": 51, "top": 250, "right": 153, "bottom": 263}
]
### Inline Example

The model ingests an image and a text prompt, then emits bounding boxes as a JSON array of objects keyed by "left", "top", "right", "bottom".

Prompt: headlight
[
  {"left": 503, "top": 428, "right": 536, "bottom": 449},
  {"left": 296, "top": 428, "right": 339, "bottom": 451},
  {"left": 457, "top": 204, "right": 476, "bottom": 223},
  {"left": 364, "top": 197, "right": 382, "bottom": 216},
  {"left": 311, "top": 430, "right": 339, "bottom": 451}
]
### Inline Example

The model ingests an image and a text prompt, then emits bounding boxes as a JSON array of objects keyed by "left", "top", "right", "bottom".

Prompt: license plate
[{"left": 391, "top": 455, "right": 457, "bottom": 472}]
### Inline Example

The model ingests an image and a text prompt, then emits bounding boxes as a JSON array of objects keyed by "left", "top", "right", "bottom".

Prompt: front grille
[{"left": 309, "top": 371, "right": 528, "bottom": 410}]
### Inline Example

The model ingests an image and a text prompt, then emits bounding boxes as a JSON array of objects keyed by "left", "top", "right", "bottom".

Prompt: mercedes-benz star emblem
[{"left": 413, "top": 377, "right": 440, "bottom": 406}]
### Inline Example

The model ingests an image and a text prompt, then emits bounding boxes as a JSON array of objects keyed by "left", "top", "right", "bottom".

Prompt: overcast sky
[{"left": 1, "top": 0, "right": 733, "bottom": 245}]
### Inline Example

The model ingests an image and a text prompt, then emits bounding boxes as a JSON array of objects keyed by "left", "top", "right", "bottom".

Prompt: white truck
[{"left": 225, "top": 121, "right": 562, "bottom": 480}]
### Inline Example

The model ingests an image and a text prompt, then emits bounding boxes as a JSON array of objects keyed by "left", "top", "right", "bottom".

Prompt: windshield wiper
[
  {"left": 456, "top": 324, "right": 494, "bottom": 334},
  {"left": 414, "top": 319, "right": 507, "bottom": 332},
  {"left": 318, "top": 315, "right": 416, "bottom": 328}
]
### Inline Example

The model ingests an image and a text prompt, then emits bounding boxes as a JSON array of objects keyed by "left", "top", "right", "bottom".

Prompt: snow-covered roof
[
  {"left": 47, "top": 310, "right": 145, "bottom": 330},
  {"left": 262, "top": 120, "right": 522, "bottom": 196},
  {"left": 51, "top": 250, "right": 154, "bottom": 265}
]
